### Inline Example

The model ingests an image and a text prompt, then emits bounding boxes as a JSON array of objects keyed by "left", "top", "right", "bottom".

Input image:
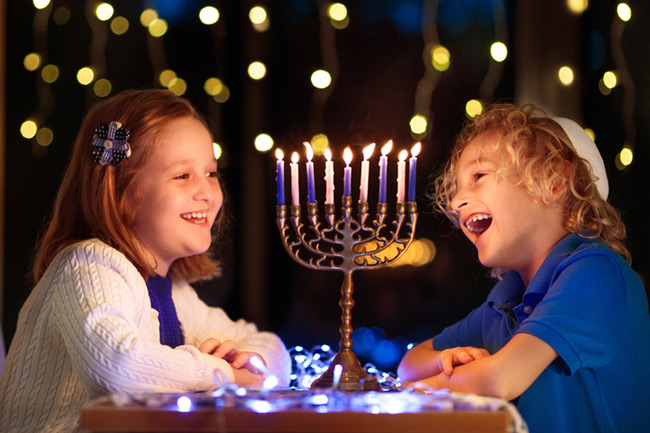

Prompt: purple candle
[
  {"left": 343, "top": 147, "right": 352, "bottom": 197},
  {"left": 304, "top": 142, "right": 316, "bottom": 203},
  {"left": 408, "top": 142, "right": 421, "bottom": 202},
  {"left": 378, "top": 140, "right": 393, "bottom": 203},
  {"left": 275, "top": 148, "right": 285, "bottom": 205}
]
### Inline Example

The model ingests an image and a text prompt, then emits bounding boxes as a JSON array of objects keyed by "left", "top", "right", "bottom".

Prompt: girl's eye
[
  {"left": 175, "top": 174, "right": 190, "bottom": 180},
  {"left": 206, "top": 171, "right": 218, "bottom": 178}
]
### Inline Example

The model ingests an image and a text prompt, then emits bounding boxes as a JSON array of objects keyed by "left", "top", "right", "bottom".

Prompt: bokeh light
[
  {"left": 431, "top": 45, "right": 450, "bottom": 72},
  {"left": 310, "top": 133, "right": 330, "bottom": 156},
  {"left": 76, "top": 67, "right": 95, "bottom": 85},
  {"left": 409, "top": 114, "right": 427, "bottom": 135},
  {"left": 254, "top": 133, "right": 274, "bottom": 152},
  {"left": 311, "top": 70, "right": 332, "bottom": 89},
  {"left": 328, "top": 3, "right": 349, "bottom": 29},
  {"left": 213, "top": 143, "right": 223, "bottom": 160},
  {"left": 41, "top": 64, "right": 59, "bottom": 83},
  {"left": 168, "top": 77, "right": 187, "bottom": 96},
  {"left": 490, "top": 41, "right": 508, "bottom": 62},
  {"left": 93, "top": 78, "right": 112, "bottom": 97},
  {"left": 617, "top": 3, "right": 631, "bottom": 21},
  {"left": 159, "top": 69, "right": 177, "bottom": 87},
  {"left": 33, "top": 0, "right": 50, "bottom": 10},
  {"left": 20, "top": 120, "right": 38, "bottom": 139},
  {"left": 36, "top": 127, "right": 54, "bottom": 146},
  {"left": 204, "top": 77, "right": 224, "bottom": 96},
  {"left": 199, "top": 6, "right": 220, "bottom": 25},
  {"left": 566, "top": 0, "right": 589, "bottom": 14},
  {"left": 148, "top": 18, "right": 168, "bottom": 37},
  {"left": 248, "top": 61, "right": 267, "bottom": 80},
  {"left": 558, "top": 66, "right": 574, "bottom": 85},
  {"left": 465, "top": 99, "right": 483, "bottom": 118},
  {"left": 618, "top": 147, "right": 633, "bottom": 167},
  {"left": 52, "top": 7, "right": 71, "bottom": 25},
  {"left": 602, "top": 71, "right": 617, "bottom": 89},
  {"left": 23, "top": 53, "right": 42, "bottom": 71},
  {"left": 95, "top": 3, "right": 114, "bottom": 21},
  {"left": 110, "top": 16, "right": 129, "bottom": 35},
  {"left": 140, "top": 9, "right": 158, "bottom": 27}
]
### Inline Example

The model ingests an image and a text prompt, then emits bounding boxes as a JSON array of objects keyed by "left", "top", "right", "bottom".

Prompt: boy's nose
[{"left": 450, "top": 191, "right": 469, "bottom": 211}]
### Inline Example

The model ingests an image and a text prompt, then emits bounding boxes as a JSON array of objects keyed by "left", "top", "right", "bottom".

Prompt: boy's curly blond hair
[{"left": 432, "top": 104, "right": 630, "bottom": 271}]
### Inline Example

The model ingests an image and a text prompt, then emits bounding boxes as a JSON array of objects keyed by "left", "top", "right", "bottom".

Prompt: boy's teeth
[{"left": 464, "top": 214, "right": 492, "bottom": 234}]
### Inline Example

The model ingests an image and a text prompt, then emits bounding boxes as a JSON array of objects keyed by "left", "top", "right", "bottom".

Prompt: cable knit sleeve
[
  {"left": 172, "top": 281, "right": 292, "bottom": 387},
  {"left": 50, "top": 240, "right": 234, "bottom": 395}
]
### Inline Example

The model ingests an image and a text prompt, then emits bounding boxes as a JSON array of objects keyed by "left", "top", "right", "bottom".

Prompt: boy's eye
[{"left": 474, "top": 172, "right": 486, "bottom": 181}]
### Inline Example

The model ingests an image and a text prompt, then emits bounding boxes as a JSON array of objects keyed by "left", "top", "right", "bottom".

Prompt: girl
[
  {"left": 397, "top": 104, "right": 650, "bottom": 432},
  {"left": 0, "top": 89, "right": 291, "bottom": 432}
]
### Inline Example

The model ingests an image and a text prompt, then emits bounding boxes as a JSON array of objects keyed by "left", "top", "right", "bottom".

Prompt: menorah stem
[{"left": 339, "top": 271, "right": 355, "bottom": 351}]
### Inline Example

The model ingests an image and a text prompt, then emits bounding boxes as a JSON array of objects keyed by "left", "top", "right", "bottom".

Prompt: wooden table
[{"left": 81, "top": 394, "right": 513, "bottom": 433}]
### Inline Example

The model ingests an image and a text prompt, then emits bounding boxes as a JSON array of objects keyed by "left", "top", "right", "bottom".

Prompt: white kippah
[{"left": 552, "top": 117, "right": 609, "bottom": 200}]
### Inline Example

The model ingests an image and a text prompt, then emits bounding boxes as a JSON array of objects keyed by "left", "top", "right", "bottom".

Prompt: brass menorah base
[{"left": 277, "top": 196, "right": 417, "bottom": 391}]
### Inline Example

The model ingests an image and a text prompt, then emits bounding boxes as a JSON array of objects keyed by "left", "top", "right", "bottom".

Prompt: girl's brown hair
[
  {"left": 433, "top": 103, "right": 630, "bottom": 268},
  {"left": 32, "top": 89, "right": 224, "bottom": 283}
]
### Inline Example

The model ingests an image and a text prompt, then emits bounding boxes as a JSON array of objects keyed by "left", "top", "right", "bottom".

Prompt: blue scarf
[{"left": 145, "top": 274, "right": 184, "bottom": 348}]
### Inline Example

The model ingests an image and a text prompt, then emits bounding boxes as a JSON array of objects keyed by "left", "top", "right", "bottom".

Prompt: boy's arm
[
  {"left": 397, "top": 338, "right": 489, "bottom": 380},
  {"left": 407, "top": 333, "right": 557, "bottom": 401}
]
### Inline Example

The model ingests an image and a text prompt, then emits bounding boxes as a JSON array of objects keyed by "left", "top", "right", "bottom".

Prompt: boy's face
[
  {"left": 129, "top": 116, "right": 223, "bottom": 276},
  {"left": 450, "top": 131, "right": 568, "bottom": 284}
]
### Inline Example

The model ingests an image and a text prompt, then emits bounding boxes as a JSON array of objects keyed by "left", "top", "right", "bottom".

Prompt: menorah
[{"left": 275, "top": 142, "right": 420, "bottom": 391}]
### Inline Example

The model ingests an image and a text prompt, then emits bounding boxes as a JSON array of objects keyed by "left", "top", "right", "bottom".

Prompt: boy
[{"left": 397, "top": 104, "right": 650, "bottom": 433}]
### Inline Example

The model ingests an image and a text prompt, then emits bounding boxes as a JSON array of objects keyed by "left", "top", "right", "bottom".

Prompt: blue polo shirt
[{"left": 433, "top": 233, "right": 650, "bottom": 433}]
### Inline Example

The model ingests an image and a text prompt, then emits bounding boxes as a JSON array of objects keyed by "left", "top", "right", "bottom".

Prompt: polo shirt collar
[{"left": 487, "top": 233, "right": 599, "bottom": 324}]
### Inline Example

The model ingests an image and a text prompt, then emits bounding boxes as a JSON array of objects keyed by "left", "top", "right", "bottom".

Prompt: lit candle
[
  {"left": 378, "top": 140, "right": 393, "bottom": 203},
  {"left": 408, "top": 142, "right": 421, "bottom": 202},
  {"left": 304, "top": 142, "right": 316, "bottom": 203},
  {"left": 291, "top": 152, "right": 300, "bottom": 205},
  {"left": 343, "top": 147, "right": 352, "bottom": 197},
  {"left": 397, "top": 149, "right": 407, "bottom": 202},
  {"left": 275, "top": 148, "right": 285, "bottom": 205},
  {"left": 324, "top": 148, "right": 335, "bottom": 204},
  {"left": 359, "top": 143, "right": 375, "bottom": 203}
]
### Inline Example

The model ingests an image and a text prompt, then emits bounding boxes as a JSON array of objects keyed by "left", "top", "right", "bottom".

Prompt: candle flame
[
  {"left": 398, "top": 149, "right": 408, "bottom": 161},
  {"left": 343, "top": 147, "right": 352, "bottom": 166},
  {"left": 411, "top": 142, "right": 421, "bottom": 157},
  {"left": 275, "top": 148, "right": 284, "bottom": 160},
  {"left": 363, "top": 143, "right": 376, "bottom": 160},
  {"left": 303, "top": 142, "right": 314, "bottom": 161},
  {"left": 324, "top": 147, "right": 332, "bottom": 161},
  {"left": 381, "top": 140, "right": 393, "bottom": 156},
  {"left": 291, "top": 152, "right": 299, "bottom": 163}
]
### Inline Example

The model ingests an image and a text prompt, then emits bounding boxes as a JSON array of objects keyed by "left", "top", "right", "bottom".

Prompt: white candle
[
  {"left": 290, "top": 152, "right": 300, "bottom": 205},
  {"left": 359, "top": 143, "right": 375, "bottom": 203},
  {"left": 378, "top": 140, "right": 393, "bottom": 203},
  {"left": 397, "top": 149, "right": 407, "bottom": 202},
  {"left": 304, "top": 142, "right": 316, "bottom": 203},
  {"left": 343, "top": 147, "right": 352, "bottom": 197},
  {"left": 324, "top": 148, "right": 335, "bottom": 204}
]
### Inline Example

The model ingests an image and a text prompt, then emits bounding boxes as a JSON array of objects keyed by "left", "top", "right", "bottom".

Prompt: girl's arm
[
  {"left": 173, "top": 282, "right": 291, "bottom": 386},
  {"left": 404, "top": 333, "right": 557, "bottom": 401}
]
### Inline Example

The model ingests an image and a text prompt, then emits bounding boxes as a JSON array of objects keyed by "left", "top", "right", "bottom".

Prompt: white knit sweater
[{"left": 0, "top": 239, "right": 291, "bottom": 432}]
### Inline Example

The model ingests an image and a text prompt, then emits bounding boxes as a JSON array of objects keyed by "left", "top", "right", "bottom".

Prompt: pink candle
[
  {"left": 290, "top": 152, "right": 300, "bottom": 205},
  {"left": 408, "top": 142, "right": 421, "bottom": 202},
  {"left": 343, "top": 147, "right": 352, "bottom": 197},
  {"left": 359, "top": 143, "right": 375, "bottom": 203},
  {"left": 304, "top": 142, "right": 316, "bottom": 203},
  {"left": 275, "top": 148, "right": 285, "bottom": 205},
  {"left": 324, "top": 148, "right": 335, "bottom": 204},
  {"left": 397, "top": 149, "right": 407, "bottom": 202},
  {"left": 378, "top": 140, "right": 393, "bottom": 203}
]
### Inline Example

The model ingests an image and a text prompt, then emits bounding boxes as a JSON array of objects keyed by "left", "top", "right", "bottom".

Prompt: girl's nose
[{"left": 194, "top": 176, "right": 216, "bottom": 202}]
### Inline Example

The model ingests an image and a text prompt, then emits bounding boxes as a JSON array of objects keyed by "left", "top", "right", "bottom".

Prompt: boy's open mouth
[{"left": 463, "top": 213, "right": 492, "bottom": 234}]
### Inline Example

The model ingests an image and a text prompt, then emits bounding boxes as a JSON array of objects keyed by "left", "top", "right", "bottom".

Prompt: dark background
[{"left": 2, "top": 0, "right": 649, "bottom": 372}]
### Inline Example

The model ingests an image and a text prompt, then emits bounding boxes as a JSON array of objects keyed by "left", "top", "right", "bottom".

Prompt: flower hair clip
[{"left": 91, "top": 121, "right": 132, "bottom": 167}]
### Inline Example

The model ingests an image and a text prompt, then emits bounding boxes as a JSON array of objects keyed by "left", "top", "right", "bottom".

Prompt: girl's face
[
  {"left": 130, "top": 116, "right": 223, "bottom": 276},
  {"left": 450, "top": 131, "right": 568, "bottom": 285}
]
